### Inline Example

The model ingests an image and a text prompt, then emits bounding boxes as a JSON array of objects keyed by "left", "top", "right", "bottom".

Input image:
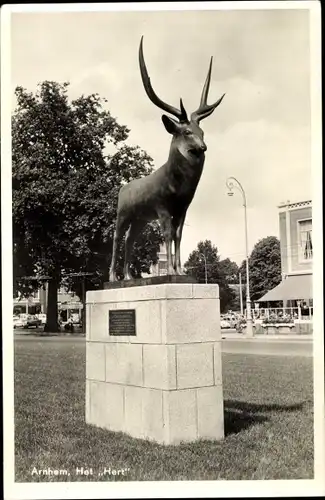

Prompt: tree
[
  {"left": 218, "top": 258, "right": 241, "bottom": 311},
  {"left": 13, "top": 81, "right": 163, "bottom": 332},
  {"left": 239, "top": 236, "right": 282, "bottom": 302},
  {"left": 218, "top": 258, "right": 239, "bottom": 284},
  {"left": 184, "top": 240, "right": 236, "bottom": 312}
]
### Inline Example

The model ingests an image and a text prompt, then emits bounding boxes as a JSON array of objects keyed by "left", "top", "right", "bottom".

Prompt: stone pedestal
[{"left": 85, "top": 283, "right": 224, "bottom": 444}]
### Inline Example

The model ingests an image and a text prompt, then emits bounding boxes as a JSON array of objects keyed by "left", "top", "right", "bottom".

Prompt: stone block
[
  {"left": 197, "top": 386, "right": 224, "bottom": 440},
  {"left": 90, "top": 300, "right": 163, "bottom": 344},
  {"left": 124, "top": 386, "right": 143, "bottom": 438},
  {"left": 88, "top": 380, "right": 106, "bottom": 428},
  {"left": 105, "top": 343, "right": 143, "bottom": 386},
  {"left": 213, "top": 341, "right": 223, "bottom": 386},
  {"left": 126, "top": 300, "right": 161, "bottom": 344},
  {"left": 192, "top": 284, "right": 219, "bottom": 299},
  {"left": 85, "top": 379, "right": 90, "bottom": 423},
  {"left": 88, "top": 303, "right": 109, "bottom": 342},
  {"left": 176, "top": 343, "right": 214, "bottom": 389},
  {"left": 142, "top": 389, "right": 164, "bottom": 442},
  {"left": 88, "top": 381, "right": 124, "bottom": 432},
  {"left": 143, "top": 344, "right": 176, "bottom": 389},
  {"left": 163, "top": 389, "right": 197, "bottom": 444},
  {"left": 121, "top": 285, "right": 160, "bottom": 302},
  {"left": 121, "top": 387, "right": 165, "bottom": 442},
  {"left": 161, "top": 299, "right": 220, "bottom": 344},
  {"left": 86, "top": 342, "right": 106, "bottom": 381},
  {"left": 86, "top": 304, "right": 91, "bottom": 340},
  {"left": 87, "top": 289, "right": 124, "bottom": 304},
  {"left": 155, "top": 284, "right": 194, "bottom": 300}
]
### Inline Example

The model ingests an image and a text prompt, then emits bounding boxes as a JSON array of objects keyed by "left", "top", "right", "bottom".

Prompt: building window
[{"left": 298, "top": 219, "right": 312, "bottom": 260}]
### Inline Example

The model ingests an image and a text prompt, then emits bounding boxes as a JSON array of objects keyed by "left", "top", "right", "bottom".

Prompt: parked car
[
  {"left": 18, "top": 313, "right": 29, "bottom": 328},
  {"left": 36, "top": 313, "right": 47, "bottom": 325},
  {"left": 24, "top": 315, "right": 42, "bottom": 329},
  {"left": 13, "top": 315, "right": 24, "bottom": 329},
  {"left": 220, "top": 319, "right": 231, "bottom": 329}
]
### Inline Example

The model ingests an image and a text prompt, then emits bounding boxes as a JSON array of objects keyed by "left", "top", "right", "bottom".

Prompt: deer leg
[
  {"left": 173, "top": 212, "right": 187, "bottom": 275},
  {"left": 158, "top": 210, "right": 175, "bottom": 275},
  {"left": 109, "top": 215, "right": 128, "bottom": 282},
  {"left": 123, "top": 219, "right": 144, "bottom": 280}
]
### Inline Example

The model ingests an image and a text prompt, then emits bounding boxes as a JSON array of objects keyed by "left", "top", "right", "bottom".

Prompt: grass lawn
[{"left": 14, "top": 338, "right": 314, "bottom": 482}]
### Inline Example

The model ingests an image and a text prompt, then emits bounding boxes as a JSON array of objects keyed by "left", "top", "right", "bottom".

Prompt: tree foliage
[
  {"left": 218, "top": 258, "right": 239, "bottom": 284},
  {"left": 184, "top": 240, "right": 237, "bottom": 312},
  {"left": 13, "top": 81, "right": 163, "bottom": 331},
  {"left": 239, "top": 236, "right": 282, "bottom": 302}
]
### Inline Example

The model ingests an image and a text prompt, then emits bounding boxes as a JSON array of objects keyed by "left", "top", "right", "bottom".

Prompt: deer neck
[
  {"left": 167, "top": 140, "right": 205, "bottom": 172},
  {"left": 164, "top": 141, "right": 205, "bottom": 197}
]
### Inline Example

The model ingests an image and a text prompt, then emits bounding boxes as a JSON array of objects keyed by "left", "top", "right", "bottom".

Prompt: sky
[{"left": 10, "top": 6, "right": 312, "bottom": 265}]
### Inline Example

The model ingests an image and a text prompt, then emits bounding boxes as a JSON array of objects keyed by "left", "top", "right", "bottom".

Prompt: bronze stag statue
[{"left": 109, "top": 37, "right": 225, "bottom": 281}]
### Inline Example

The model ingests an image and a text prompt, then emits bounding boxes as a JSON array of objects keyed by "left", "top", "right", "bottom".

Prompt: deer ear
[{"left": 162, "top": 114, "right": 180, "bottom": 135}]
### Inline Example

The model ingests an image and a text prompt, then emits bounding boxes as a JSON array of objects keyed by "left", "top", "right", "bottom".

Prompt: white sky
[{"left": 10, "top": 7, "right": 312, "bottom": 265}]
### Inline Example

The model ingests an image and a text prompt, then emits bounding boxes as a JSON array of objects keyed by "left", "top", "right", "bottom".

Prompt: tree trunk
[{"left": 44, "top": 277, "right": 59, "bottom": 333}]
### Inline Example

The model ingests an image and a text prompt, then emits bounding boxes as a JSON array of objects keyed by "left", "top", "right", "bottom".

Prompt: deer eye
[{"left": 184, "top": 130, "right": 192, "bottom": 136}]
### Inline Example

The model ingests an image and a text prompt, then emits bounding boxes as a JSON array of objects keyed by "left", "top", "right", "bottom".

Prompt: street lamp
[
  {"left": 226, "top": 176, "right": 254, "bottom": 337},
  {"left": 238, "top": 271, "right": 244, "bottom": 316},
  {"left": 199, "top": 252, "right": 208, "bottom": 284}
]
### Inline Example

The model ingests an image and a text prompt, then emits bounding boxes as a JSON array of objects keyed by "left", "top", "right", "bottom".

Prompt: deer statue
[{"left": 109, "top": 36, "right": 225, "bottom": 282}]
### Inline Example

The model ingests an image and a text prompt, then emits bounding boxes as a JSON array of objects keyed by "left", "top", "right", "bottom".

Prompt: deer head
[{"left": 139, "top": 36, "right": 225, "bottom": 162}]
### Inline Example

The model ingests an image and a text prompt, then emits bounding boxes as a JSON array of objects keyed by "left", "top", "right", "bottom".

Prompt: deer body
[
  {"left": 118, "top": 152, "right": 204, "bottom": 221},
  {"left": 109, "top": 37, "right": 225, "bottom": 281}
]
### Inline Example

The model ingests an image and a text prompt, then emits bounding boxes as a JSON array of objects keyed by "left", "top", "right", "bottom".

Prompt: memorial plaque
[{"left": 109, "top": 309, "right": 136, "bottom": 336}]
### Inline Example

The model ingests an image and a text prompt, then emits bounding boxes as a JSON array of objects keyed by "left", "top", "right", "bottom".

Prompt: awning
[{"left": 257, "top": 274, "right": 312, "bottom": 302}]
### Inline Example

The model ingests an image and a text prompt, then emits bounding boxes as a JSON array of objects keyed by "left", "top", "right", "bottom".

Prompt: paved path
[
  {"left": 221, "top": 337, "right": 312, "bottom": 357},
  {"left": 221, "top": 331, "right": 312, "bottom": 341},
  {"left": 14, "top": 331, "right": 313, "bottom": 356}
]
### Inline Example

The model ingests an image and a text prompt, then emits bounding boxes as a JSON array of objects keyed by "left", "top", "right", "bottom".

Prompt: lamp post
[
  {"left": 199, "top": 252, "right": 208, "bottom": 284},
  {"left": 226, "top": 176, "right": 254, "bottom": 337},
  {"left": 239, "top": 271, "right": 244, "bottom": 315}
]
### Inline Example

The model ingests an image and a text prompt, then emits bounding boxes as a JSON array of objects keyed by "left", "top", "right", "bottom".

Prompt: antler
[
  {"left": 139, "top": 36, "right": 188, "bottom": 122},
  {"left": 191, "top": 57, "right": 225, "bottom": 123}
]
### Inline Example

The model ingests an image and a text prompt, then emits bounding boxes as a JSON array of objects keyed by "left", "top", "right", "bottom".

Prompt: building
[
  {"left": 57, "top": 287, "right": 83, "bottom": 322},
  {"left": 257, "top": 200, "right": 312, "bottom": 312},
  {"left": 141, "top": 243, "right": 169, "bottom": 277},
  {"left": 142, "top": 242, "right": 189, "bottom": 277},
  {"left": 149, "top": 244, "right": 168, "bottom": 276},
  {"left": 13, "top": 287, "right": 46, "bottom": 315},
  {"left": 13, "top": 284, "right": 82, "bottom": 321}
]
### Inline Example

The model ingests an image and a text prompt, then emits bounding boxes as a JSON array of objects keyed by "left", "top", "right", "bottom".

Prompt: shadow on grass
[
  {"left": 224, "top": 399, "right": 307, "bottom": 436},
  {"left": 224, "top": 409, "right": 268, "bottom": 435}
]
